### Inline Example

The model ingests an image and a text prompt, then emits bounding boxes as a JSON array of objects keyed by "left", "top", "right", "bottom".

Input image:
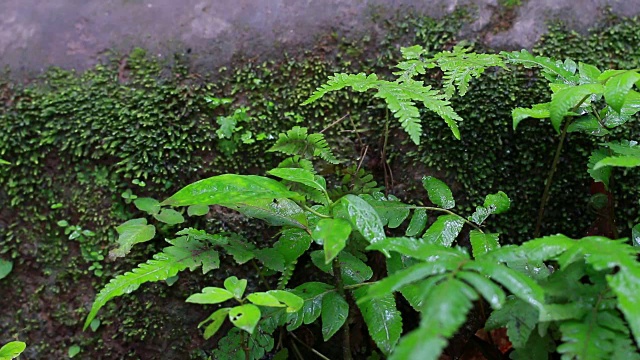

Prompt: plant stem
[
  {"left": 332, "top": 258, "right": 353, "bottom": 360},
  {"left": 534, "top": 120, "right": 571, "bottom": 237},
  {"left": 410, "top": 206, "right": 484, "bottom": 232},
  {"left": 299, "top": 203, "right": 331, "bottom": 219}
]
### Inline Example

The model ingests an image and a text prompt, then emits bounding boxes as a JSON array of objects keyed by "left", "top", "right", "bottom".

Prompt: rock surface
[{"left": 2, "top": 0, "right": 640, "bottom": 75}]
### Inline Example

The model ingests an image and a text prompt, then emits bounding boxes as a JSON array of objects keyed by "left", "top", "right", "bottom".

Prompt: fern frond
[
  {"left": 277, "top": 156, "right": 316, "bottom": 174},
  {"left": 302, "top": 73, "right": 379, "bottom": 105},
  {"left": 430, "top": 46, "right": 506, "bottom": 98},
  {"left": 329, "top": 166, "right": 382, "bottom": 200},
  {"left": 268, "top": 126, "right": 340, "bottom": 164},
  {"left": 376, "top": 81, "right": 423, "bottom": 145},
  {"left": 84, "top": 238, "right": 220, "bottom": 329}
]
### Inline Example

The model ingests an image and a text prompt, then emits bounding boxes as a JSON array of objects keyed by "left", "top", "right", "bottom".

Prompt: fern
[
  {"left": 84, "top": 236, "right": 221, "bottom": 329},
  {"left": 303, "top": 45, "right": 503, "bottom": 144},
  {"left": 424, "top": 45, "right": 507, "bottom": 98},
  {"left": 503, "top": 49, "right": 579, "bottom": 84},
  {"left": 328, "top": 165, "right": 382, "bottom": 200},
  {"left": 268, "top": 126, "right": 339, "bottom": 164}
]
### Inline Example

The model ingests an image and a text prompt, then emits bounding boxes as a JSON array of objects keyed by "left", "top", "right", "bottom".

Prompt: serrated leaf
[
  {"left": 362, "top": 193, "right": 411, "bottom": 228},
  {"left": 469, "top": 206, "right": 493, "bottom": 225},
  {"left": 221, "top": 237, "right": 256, "bottom": 264},
  {"left": 353, "top": 287, "right": 402, "bottom": 355},
  {"left": 186, "top": 287, "right": 235, "bottom": 304},
  {"left": 339, "top": 251, "right": 373, "bottom": 285},
  {"left": 469, "top": 231, "right": 499, "bottom": 258},
  {"left": 568, "top": 115, "right": 610, "bottom": 136},
  {"left": 608, "top": 269, "right": 640, "bottom": 347},
  {"left": 321, "top": 292, "right": 349, "bottom": 341},
  {"left": 287, "top": 282, "right": 335, "bottom": 331},
  {"left": 164, "top": 236, "right": 220, "bottom": 273},
  {"left": 334, "top": 194, "right": 386, "bottom": 246},
  {"left": 464, "top": 260, "right": 544, "bottom": 310},
  {"left": 229, "top": 304, "right": 261, "bottom": 334},
  {"left": 486, "top": 296, "right": 539, "bottom": 348},
  {"left": 153, "top": 208, "right": 185, "bottom": 225},
  {"left": 363, "top": 258, "right": 462, "bottom": 300},
  {"left": 578, "top": 62, "right": 602, "bottom": 83},
  {"left": 512, "top": 103, "right": 550, "bottom": 130},
  {"left": 389, "top": 327, "right": 446, "bottom": 360},
  {"left": 484, "top": 191, "right": 510, "bottom": 214},
  {"left": 0, "top": 341, "right": 26, "bottom": 359},
  {"left": 200, "top": 308, "right": 230, "bottom": 339},
  {"left": 161, "top": 174, "right": 303, "bottom": 207},
  {"left": 312, "top": 218, "right": 352, "bottom": 263},
  {"left": 367, "top": 238, "right": 468, "bottom": 262},
  {"left": 457, "top": 271, "right": 505, "bottom": 309},
  {"left": 422, "top": 215, "right": 465, "bottom": 247},
  {"left": 224, "top": 276, "right": 248, "bottom": 299},
  {"left": 549, "top": 83, "right": 604, "bottom": 133},
  {"left": 0, "top": 259, "right": 13, "bottom": 280},
  {"left": 604, "top": 71, "right": 640, "bottom": 113},
  {"left": 134, "top": 197, "right": 160, "bottom": 214},
  {"left": 405, "top": 208, "right": 427, "bottom": 236},
  {"left": 422, "top": 176, "right": 455, "bottom": 209},
  {"left": 273, "top": 228, "right": 312, "bottom": 262},
  {"left": 110, "top": 218, "right": 156, "bottom": 258},
  {"left": 254, "top": 247, "right": 285, "bottom": 271},
  {"left": 187, "top": 204, "right": 209, "bottom": 216},
  {"left": 303, "top": 73, "right": 379, "bottom": 105}
]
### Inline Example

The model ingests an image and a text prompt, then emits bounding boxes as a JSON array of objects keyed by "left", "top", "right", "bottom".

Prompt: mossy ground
[{"left": 1, "top": 10, "right": 640, "bottom": 359}]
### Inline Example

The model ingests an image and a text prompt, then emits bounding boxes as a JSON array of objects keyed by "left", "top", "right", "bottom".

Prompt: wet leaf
[
  {"left": 469, "top": 231, "right": 500, "bottom": 258},
  {"left": 321, "top": 292, "right": 349, "bottom": 341},
  {"left": 224, "top": 276, "right": 248, "bottom": 299},
  {"left": 405, "top": 208, "right": 427, "bottom": 236},
  {"left": 334, "top": 194, "right": 385, "bottom": 246},
  {"left": 229, "top": 304, "right": 261, "bottom": 334},
  {"left": 110, "top": 218, "right": 156, "bottom": 258},
  {"left": 353, "top": 287, "right": 402, "bottom": 355},
  {"left": 422, "top": 215, "right": 464, "bottom": 247},
  {"left": 422, "top": 176, "right": 455, "bottom": 209},
  {"left": 312, "top": 218, "right": 352, "bottom": 263}
]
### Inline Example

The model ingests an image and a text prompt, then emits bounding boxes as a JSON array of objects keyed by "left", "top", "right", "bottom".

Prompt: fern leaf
[
  {"left": 430, "top": 45, "right": 506, "bottom": 98},
  {"left": 84, "top": 253, "right": 187, "bottom": 329},
  {"left": 302, "top": 73, "right": 379, "bottom": 105},
  {"left": 268, "top": 126, "right": 339, "bottom": 164},
  {"left": 376, "top": 81, "right": 423, "bottom": 145},
  {"left": 84, "top": 238, "right": 220, "bottom": 329},
  {"left": 557, "top": 311, "right": 630, "bottom": 360},
  {"left": 353, "top": 287, "right": 402, "bottom": 355}
]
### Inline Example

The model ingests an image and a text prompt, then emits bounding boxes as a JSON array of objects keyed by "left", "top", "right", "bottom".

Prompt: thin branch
[
  {"left": 320, "top": 114, "right": 350, "bottom": 134},
  {"left": 289, "top": 332, "right": 332, "bottom": 360}
]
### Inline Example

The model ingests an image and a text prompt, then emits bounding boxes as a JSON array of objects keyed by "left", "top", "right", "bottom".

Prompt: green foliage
[
  {"left": 305, "top": 44, "right": 505, "bottom": 144},
  {"left": 0, "top": 341, "right": 26, "bottom": 360}
]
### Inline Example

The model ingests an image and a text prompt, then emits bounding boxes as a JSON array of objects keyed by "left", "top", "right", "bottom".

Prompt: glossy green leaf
[
  {"left": 268, "top": 167, "right": 327, "bottom": 194},
  {"left": 287, "top": 282, "right": 334, "bottom": 331},
  {"left": 231, "top": 198, "right": 308, "bottom": 229},
  {"left": 353, "top": 287, "right": 402, "bottom": 355},
  {"left": 469, "top": 206, "right": 492, "bottom": 225},
  {"left": 134, "top": 197, "right": 160, "bottom": 214},
  {"left": 367, "top": 238, "right": 467, "bottom": 262},
  {"left": 422, "top": 176, "right": 455, "bottom": 209},
  {"left": 594, "top": 155, "right": 640, "bottom": 169},
  {"left": 161, "top": 174, "right": 303, "bottom": 207},
  {"left": 224, "top": 276, "right": 248, "bottom": 299},
  {"left": 110, "top": 218, "right": 156, "bottom": 258},
  {"left": 186, "top": 287, "right": 235, "bottom": 304},
  {"left": 465, "top": 260, "right": 544, "bottom": 310},
  {"left": 321, "top": 292, "right": 349, "bottom": 341},
  {"left": 187, "top": 204, "right": 209, "bottom": 216},
  {"left": 273, "top": 228, "right": 312, "bottom": 262},
  {"left": 469, "top": 231, "right": 499, "bottom": 258},
  {"left": 312, "top": 218, "right": 352, "bottom": 263},
  {"left": 512, "top": 103, "right": 550, "bottom": 130},
  {"left": 483, "top": 191, "right": 510, "bottom": 214},
  {"left": 588, "top": 148, "right": 612, "bottom": 188},
  {"left": 153, "top": 208, "right": 185, "bottom": 225},
  {"left": 0, "top": 341, "right": 26, "bottom": 359},
  {"left": 247, "top": 292, "right": 285, "bottom": 307},
  {"left": 550, "top": 83, "right": 604, "bottom": 133},
  {"left": 0, "top": 259, "right": 13, "bottom": 280},
  {"left": 578, "top": 62, "right": 602, "bottom": 83},
  {"left": 68, "top": 345, "right": 80, "bottom": 358},
  {"left": 200, "top": 308, "right": 230, "bottom": 339},
  {"left": 163, "top": 236, "right": 220, "bottom": 274},
  {"left": 457, "top": 271, "right": 505, "bottom": 309},
  {"left": 229, "top": 304, "right": 261, "bottom": 334},
  {"left": 604, "top": 71, "right": 640, "bottom": 113},
  {"left": 608, "top": 270, "right": 640, "bottom": 346},
  {"left": 568, "top": 114, "right": 609, "bottom": 136},
  {"left": 334, "top": 194, "right": 386, "bottom": 246},
  {"left": 339, "top": 251, "right": 373, "bottom": 285},
  {"left": 422, "top": 215, "right": 464, "bottom": 247},
  {"left": 267, "top": 290, "right": 304, "bottom": 313},
  {"left": 405, "top": 208, "right": 427, "bottom": 236},
  {"left": 362, "top": 193, "right": 412, "bottom": 228}
]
